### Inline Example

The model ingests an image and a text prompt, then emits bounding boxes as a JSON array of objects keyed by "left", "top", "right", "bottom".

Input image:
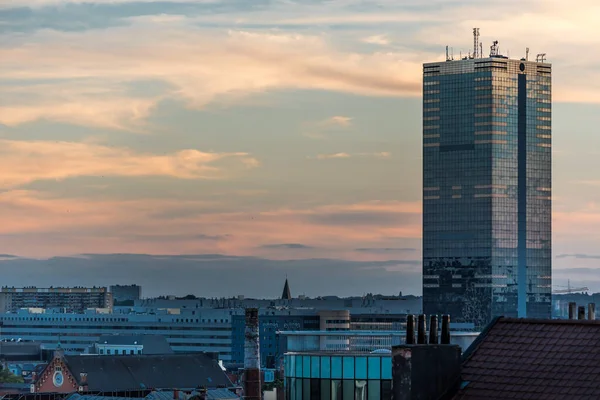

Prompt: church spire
[{"left": 281, "top": 277, "right": 292, "bottom": 300}]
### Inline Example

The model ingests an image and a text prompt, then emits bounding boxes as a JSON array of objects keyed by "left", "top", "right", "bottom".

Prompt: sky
[{"left": 1, "top": 0, "right": 600, "bottom": 297}]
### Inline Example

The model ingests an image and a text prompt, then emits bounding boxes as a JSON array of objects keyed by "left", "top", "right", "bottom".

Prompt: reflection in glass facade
[
  {"left": 422, "top": 56, "right": 552, "bottom": 328},
  {"left": 284, "top": 353, "right": 392, "bottom": 400}
]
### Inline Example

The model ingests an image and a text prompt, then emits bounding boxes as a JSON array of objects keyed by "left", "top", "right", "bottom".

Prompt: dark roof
[
  {"left": 454, "top": 317, "right": 600, "bottom": 400},
  {"left": 0, "top": 342, "right": 42, "bottom": 359},
  {"left": 96, "top": 336, "right": 173, "bottom": 355},
  {"left": 281, "top": 279, "right": 291, "bottom": 300},
  {"left": 67, "top": 389, "right": 239, "bottom": 400},
  {"left": 63, "top": 354, "right": 232, "bottom": 391}
]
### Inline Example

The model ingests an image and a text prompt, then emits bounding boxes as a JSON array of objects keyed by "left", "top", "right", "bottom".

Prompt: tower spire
[{"left": 281, "top": 277, "right": 292, "bottom": 300}]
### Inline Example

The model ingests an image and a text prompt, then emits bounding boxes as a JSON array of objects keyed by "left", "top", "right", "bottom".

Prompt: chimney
[
  {"left": 79, "top": 373, "right": 88, "bottom": 392},
  {"left": 589, "top": 303, "right": 596, "bottom": 321},
  {"left": 405, "top": 315, "right": 415, "bottom": 345},
  {"left": 578, "top": 306, "right": 586, "bottom": 320},
  {"left": 429, "top": 315, "right": 438, "bottom": 344},
  {"left": 392, "top": 344, "right": 461, "bottom": 399},
  {"left": 441, "top": 315, "right": 451, "bottom": 345},
  {"left": 417, "top": 314, "right": 427, "bottom": 344},
  {"left": 569, "top": 302, "right": 577, "bottom": 319},
  {"left": 243, "top": 308, "right": 261, "bottom": 400}
]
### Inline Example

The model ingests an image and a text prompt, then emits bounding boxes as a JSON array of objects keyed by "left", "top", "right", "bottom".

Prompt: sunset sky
[{"left": 1, "top": 0, "right": 600, "bottom": 296}]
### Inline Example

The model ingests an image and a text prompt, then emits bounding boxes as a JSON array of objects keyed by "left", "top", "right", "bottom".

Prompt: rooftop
[
  {"left": 94, "top": 336, "right": 173, "bottom": 355},
  {"left": 61, "top": 353, "right": 233, "bottom": 391},
  {"left": 454, "top": 317, "right": 600, "bottom": 399},
  {"left": 279, "top": 330, "right": 479, "bottom": 354}
]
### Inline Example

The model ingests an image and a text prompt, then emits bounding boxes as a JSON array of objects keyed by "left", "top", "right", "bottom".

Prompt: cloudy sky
[{"left": 1, "top": 0, "right": 600, "bottom": 296}]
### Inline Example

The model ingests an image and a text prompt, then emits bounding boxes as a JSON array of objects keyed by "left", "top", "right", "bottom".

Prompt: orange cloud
[
  {"left": 313, "top": 152, "right": 391, "bottom": 160},
  {"left": 0, "top": 191, "right": 422, "bottom": 259},
  {"left": 0, "top": 27, "right": 421, "bottom": 129},
  {"left": 0, "top": 140, "right": 258, "bottom": 187}
]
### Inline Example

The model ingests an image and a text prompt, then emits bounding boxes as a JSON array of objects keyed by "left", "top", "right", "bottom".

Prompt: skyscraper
[{"left": 422, "top": 34, "right": 551, "bottom": 328}]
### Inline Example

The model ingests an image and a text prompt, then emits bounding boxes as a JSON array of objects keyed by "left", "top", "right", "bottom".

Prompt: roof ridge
[{"left": 498, "top": 317, "right": 600, "bottom": 325}]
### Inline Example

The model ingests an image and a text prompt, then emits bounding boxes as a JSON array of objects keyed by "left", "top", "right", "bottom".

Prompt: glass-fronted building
[
  {"left": 284, "top": 353, "right": 392, "bottom": 400},
  {"left": 280, "top": 330, "right": 480, "bottom": 399},
  {"left": 422, "top": 48, "right": 552, "bottom": 327}
]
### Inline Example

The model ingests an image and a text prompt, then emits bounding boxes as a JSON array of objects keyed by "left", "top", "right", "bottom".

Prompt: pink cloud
[{"left": 0, "top": 192, "right": 422, "bottom": 259}]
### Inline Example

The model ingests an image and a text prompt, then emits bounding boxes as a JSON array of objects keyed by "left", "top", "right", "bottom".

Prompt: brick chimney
[
  {"left": 392, "top": 314, "right": 461, "bottom": 400},
  {"left": 79, "top": 373, "right": 88, "bottom": 392},
  {"left": 243, "top": 308, "right": 261, "bottom": 400}
]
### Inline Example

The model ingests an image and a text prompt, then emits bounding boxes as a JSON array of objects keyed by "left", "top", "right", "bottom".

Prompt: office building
[
  {"left": 281, "top": 328, "right": 479, "bottom": 399},
  {"left": 422, "top": 32, "right": 552, "bottom": 327},
  {"left": 110, "top": 284, "right": 142, "bottom": 304},
  {"left": 0, "top": 308, "right": 233, "bottom": 361}
]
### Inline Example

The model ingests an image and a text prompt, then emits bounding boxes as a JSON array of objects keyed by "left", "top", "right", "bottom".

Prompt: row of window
[{"left": 286, "top": 378, "right": 391, "bottom": 400}]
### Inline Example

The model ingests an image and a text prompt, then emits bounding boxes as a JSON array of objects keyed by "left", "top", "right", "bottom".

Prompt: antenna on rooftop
[
  {"left": 446, "top": 45, "right": 450, "bottom": 61},
  {"left": 526, "top": 47, "right": 530, "bottom": 61},
  {"left": 490, "top": 40, "right": 499, "bottom": 57},
  {"left": 480, "top": 43, "right": 483, "bottom": 59},
  {"left": 473, "top": 28, "right": 480, "bottom": 58}
]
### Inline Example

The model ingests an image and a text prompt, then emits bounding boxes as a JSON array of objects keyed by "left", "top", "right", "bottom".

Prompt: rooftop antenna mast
[
  {"left": 526, "top": 47, "right": 530, "bottom": 61},
  {"left": 490, "top": 40, "right": 499, "bottom": 57},
  {"left": 473, "top": 28, "right": 480, "bottom": 58}
]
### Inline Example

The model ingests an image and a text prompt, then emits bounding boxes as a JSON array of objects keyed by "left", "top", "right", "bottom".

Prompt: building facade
[
  {"left": 0, "top": 309, "right": 233, "bottom": 361},
  {"left": 0, "top": 287, "right": 112, "bottom": 313},
  {"left": 109, "top": 285, "right": 142, "bottom": 304},
  {"left": 422, "top": 43, "right": 552, "bottom": 327},
  {"left": 281, "top": 330, "right": 480, "bottom": 400}
]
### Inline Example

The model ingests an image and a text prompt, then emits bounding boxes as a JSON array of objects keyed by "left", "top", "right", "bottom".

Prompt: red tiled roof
[{"left": 454, "top": 317, "right": 600, "bottom": 400}]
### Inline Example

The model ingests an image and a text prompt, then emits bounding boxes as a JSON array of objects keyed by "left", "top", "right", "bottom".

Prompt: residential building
[
  {"left": 422, "top": 34, "right": 552, "bottom": 327},
  {"left": 0, "top": 287, "right": 112, "bottom": 313}
]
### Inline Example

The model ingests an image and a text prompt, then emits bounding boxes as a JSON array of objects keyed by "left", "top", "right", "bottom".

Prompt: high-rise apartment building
[
  {"left": 422, "top": 34, "right": 552, "bottom": 328},
  {"left": 0, "top": 286, "right": 112, "bottom": 313}
]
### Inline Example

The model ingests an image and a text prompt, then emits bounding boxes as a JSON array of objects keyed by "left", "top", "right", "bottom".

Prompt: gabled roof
[
  {"left": 96, "top": 335, "right": 173, "bottom": 354},
  {"left": 63, "top": 354, "right": 232, "bottom": 392},
  {"left": 454, "top": 317, "right": 600, "bottom": 400}
]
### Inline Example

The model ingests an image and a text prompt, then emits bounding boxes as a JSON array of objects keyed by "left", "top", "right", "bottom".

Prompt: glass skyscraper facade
[{"left": 422, "top": 55, "right": 552, "bottom": 328}]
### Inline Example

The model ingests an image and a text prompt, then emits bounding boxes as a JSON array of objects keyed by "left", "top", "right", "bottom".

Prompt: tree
[{"left": 0, "top": 367, "right": 24, "bottom": 383}]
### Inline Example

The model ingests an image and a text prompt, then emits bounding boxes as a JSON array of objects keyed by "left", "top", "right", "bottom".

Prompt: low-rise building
[
  {"left": 0, "top": 309, "right": 233, "bottom": 361},
  {"left": 88, "top": 335, "right": 173, "bottom": 355},
  {"left": 281, "top": 327, "right": 479, "bottom": 400},
  {"left": 33, "top": 352, "right": 236, "bottom": 393}
]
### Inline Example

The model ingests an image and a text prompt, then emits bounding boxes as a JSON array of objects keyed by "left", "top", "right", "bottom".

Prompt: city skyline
[{"left": 1, "top": 0, "right": 600, "bottom": 295}]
